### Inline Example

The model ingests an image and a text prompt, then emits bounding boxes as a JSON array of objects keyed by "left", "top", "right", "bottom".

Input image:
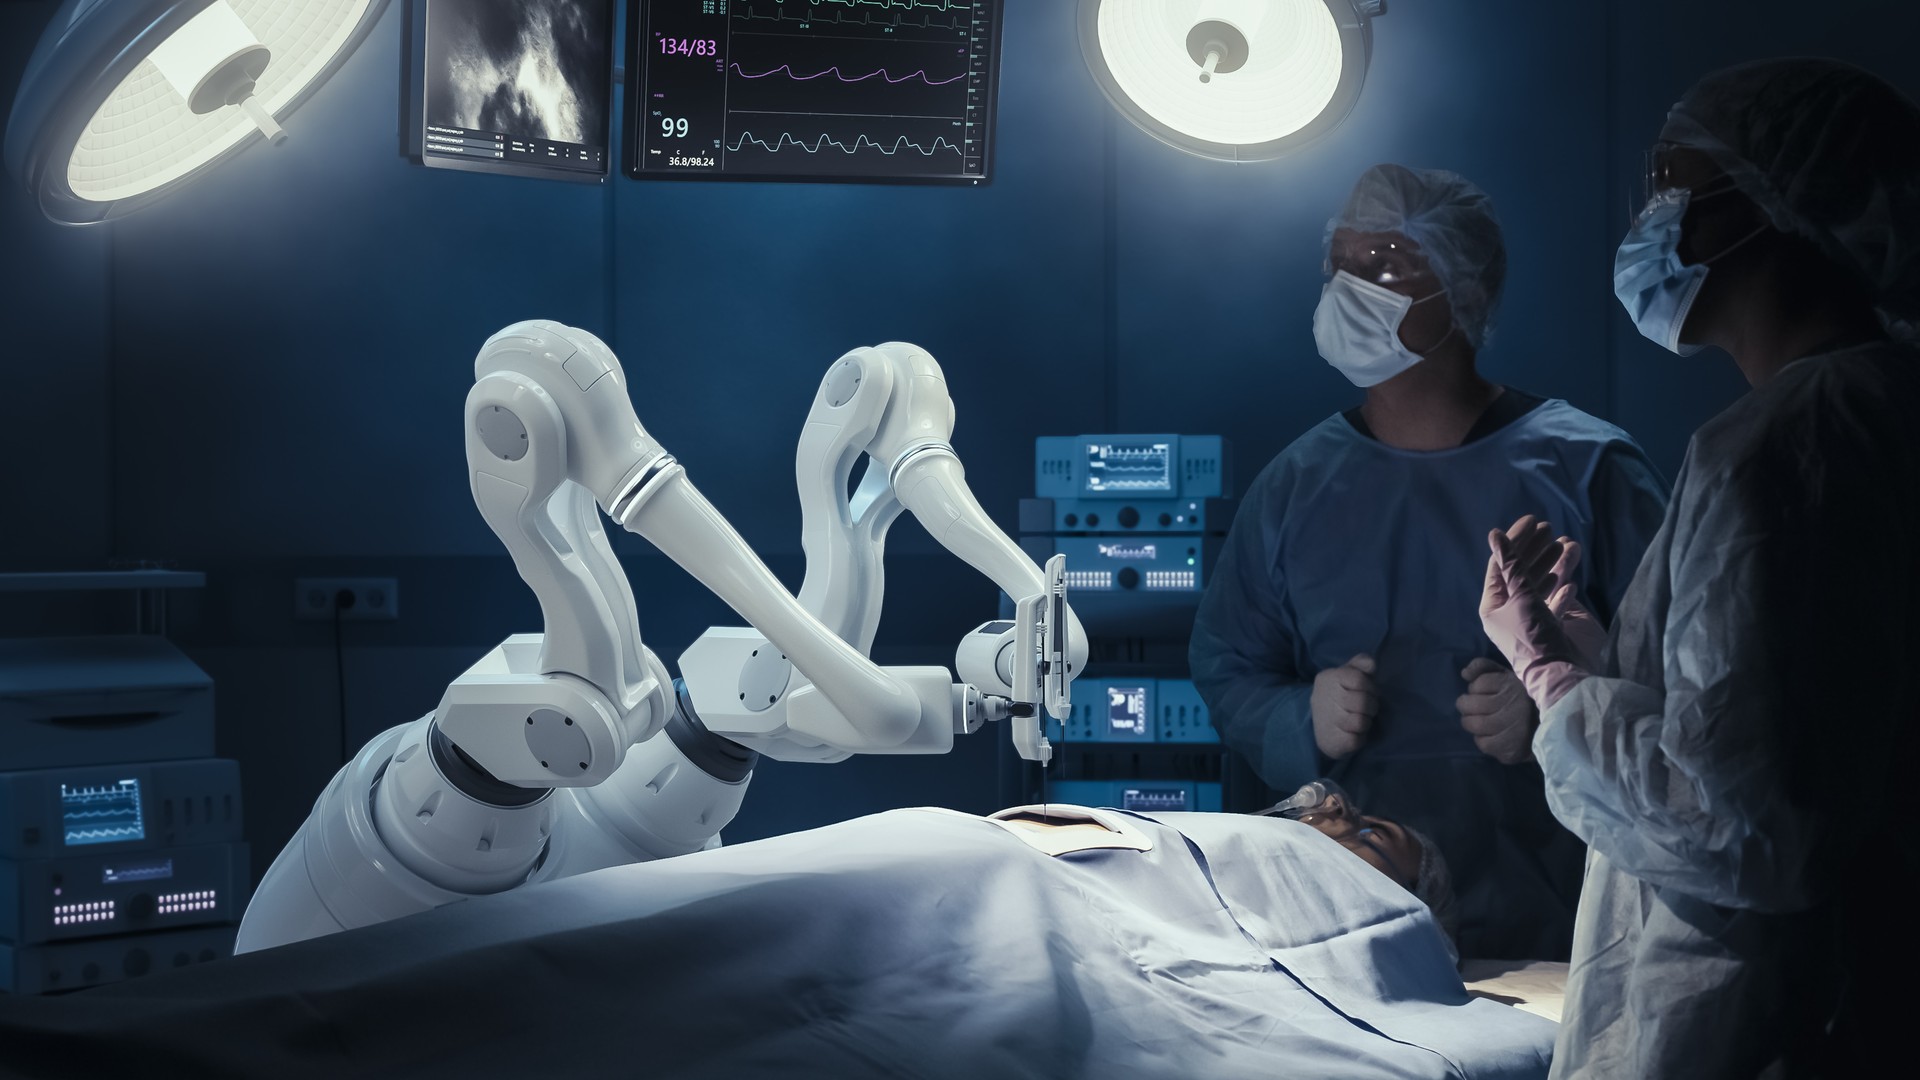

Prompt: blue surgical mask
[
  {"left": 1615, "top": 188, "right": 1767, "bottom": 355},
  {"left": 1313, "top": 271, "right": 1453, "bottom": 387}
]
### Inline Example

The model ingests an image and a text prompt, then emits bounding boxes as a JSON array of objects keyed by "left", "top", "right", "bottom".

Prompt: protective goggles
[
  {"left": 1632, "top": 141, "right": 1743, "bottom": 226},
  {"left": 1322, "top": 237, "right": 1438, "bottom": 289}
]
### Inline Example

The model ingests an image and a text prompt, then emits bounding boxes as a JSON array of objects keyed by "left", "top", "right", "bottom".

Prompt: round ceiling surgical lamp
[
  {"left": 1079, "top": 0, "right": 1387, "bottom": 162},
  {"left": 4, "top": 0, "right": 389, "bottom": 225}
]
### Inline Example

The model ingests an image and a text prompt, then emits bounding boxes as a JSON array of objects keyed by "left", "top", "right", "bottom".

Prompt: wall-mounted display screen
[
  {"left": 627, "top": 0, "right": 1002, "bottom": 184},
  {"left": 415, "top": 0, "right": 616, "bottom": 181}
]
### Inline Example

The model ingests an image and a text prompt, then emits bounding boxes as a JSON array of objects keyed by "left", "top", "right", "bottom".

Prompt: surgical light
[
  {"left": 4, "top": 0, "right": 390, "bottom": 225},
  {"left": 1078, "top": 0, "right": 1386, "bottom": 162}
]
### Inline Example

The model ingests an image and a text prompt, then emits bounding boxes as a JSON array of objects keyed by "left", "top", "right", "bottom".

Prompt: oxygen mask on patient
[
  {"left": 1257, "top": 779, "right": 1360, "bottom": 823},
  {"left": 1257, "top": 779, "right": 1417, "bottom": 887}
]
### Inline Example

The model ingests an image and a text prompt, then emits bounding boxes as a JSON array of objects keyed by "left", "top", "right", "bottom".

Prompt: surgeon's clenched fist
[
  {"left": 1457, "top": 656, "right": 1536, "bottom": 764},
  {"left": 1311, "top": 654, "right": 1379, "bottom": 759}
]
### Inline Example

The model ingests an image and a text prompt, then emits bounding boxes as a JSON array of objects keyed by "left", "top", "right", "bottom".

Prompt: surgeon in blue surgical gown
[{"left": 1191, "top": 164, "right": 1669, "bottom": 961}]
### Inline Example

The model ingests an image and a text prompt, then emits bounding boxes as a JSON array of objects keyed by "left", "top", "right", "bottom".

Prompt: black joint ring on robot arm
[
  {"left": 666, "top": 678, "right": 759, "bottom": 783},
  {"left": 428, "top": 721, "right": 552, "bottom": 808}
]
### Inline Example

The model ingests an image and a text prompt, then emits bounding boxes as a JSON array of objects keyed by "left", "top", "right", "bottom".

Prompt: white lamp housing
[
  {"left": 1080, "top": 0, "right": 1383, "bottom": 162},
  {"left": 145, "top": 1, "right": 281, "bottom": 139},
  {"left": 5, "top": 0, "right": 390, "bottom": 224}
]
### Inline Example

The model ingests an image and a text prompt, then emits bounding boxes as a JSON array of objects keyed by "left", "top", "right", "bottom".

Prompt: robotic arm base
[{"left": 236, "top": 716, "right": 557, "bottom": 953}]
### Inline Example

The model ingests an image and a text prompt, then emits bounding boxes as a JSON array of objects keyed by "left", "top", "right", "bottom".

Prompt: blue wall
[{"left": 3, "top": 0, "right": 1917, "bottom": 879}]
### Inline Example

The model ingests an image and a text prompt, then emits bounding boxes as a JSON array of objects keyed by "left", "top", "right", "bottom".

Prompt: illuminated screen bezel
[
  {"left": 1083, "top": 440, "right": 1174, "bottom": 495},
  {"left": 1105, "top": 684, "right": 1150, "bottom": 738},
  {"left": 624, "top": 0, "right": 1005, "bottom": 186},
  {"left": 59, "top": 776, "right": 147, "bottom": 848},
  {"left": 411, "top": 0, "right": 617, "bottom": 183}
]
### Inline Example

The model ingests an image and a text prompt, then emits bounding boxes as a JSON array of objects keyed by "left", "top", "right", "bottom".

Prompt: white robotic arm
[
  {"left": 236, "top": 323, "right": 1072, "bottom": 952},
  {"left": 446, "top": 322, "right": 954, "bottom": 791},
  {"left": 678, "top": 342, "right": 1084, "bottom": 764},
  {"left": 794, "top": 343, "right": 1089, "bottom": 670}
]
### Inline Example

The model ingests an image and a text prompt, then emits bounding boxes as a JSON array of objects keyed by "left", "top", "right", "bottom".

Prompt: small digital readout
[
  {"left": 1107, "top": 686, "right": 1149, "bottom": 738},
  {"left": 102, "top": 859, "right": 175, "bottom": 885},
  {"left": 1121, "top": 787, "right": 1189, "bottom": 813}
]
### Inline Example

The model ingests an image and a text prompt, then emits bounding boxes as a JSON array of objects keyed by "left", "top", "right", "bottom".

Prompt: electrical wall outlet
[{"left": 294, "top": 577, "right": 399, "bottom": 621}]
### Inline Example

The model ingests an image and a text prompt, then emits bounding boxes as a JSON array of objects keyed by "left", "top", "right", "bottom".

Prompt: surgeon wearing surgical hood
[
  {"left": 1190, "top": 164, "right": 1669, "bottom": 962},
  {"left": 1478, "top": 58, "right": 1920, "bottom": 1077}
]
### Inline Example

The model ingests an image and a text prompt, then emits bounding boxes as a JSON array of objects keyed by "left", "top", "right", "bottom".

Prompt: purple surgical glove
[{"left": 1478, "top": 516, "right": 1591, "bottom": 710}]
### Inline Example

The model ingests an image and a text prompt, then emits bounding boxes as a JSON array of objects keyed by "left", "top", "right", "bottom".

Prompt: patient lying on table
[
  {"left": 0, "top": 794, "right": 1547, "bottom": 1080},
  {"left": 999, "top": 776, "right": 1457, "bottom": 949}
]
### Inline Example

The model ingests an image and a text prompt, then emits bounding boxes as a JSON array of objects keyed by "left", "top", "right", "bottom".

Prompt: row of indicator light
[
  {"left": 53, "top": 900, "right": 115, "bottom": 925},
  {"left": 159, "top": 890, "right": 217, "bottom": 915},
  {"left": 1065, "top": 571, "right": 1115, "bottom": 590},
  {"left": 1143, "top": 571, "right": 1197, "bottom": 590}
]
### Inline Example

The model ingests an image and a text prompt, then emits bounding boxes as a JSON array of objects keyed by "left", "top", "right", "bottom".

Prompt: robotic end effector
[{"left": 956, "top": 555, "right": 1073, "bottom": 765}]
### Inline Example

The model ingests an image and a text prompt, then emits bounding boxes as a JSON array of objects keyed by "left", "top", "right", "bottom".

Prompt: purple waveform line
[{"left": 729, "top": 62, "right": 966, "bottom": 85}]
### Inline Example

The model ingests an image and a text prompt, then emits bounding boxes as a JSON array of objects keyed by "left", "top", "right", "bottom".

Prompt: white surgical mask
[
  {"left": 1614, "top": 188, "right": 1768, "bottom": 355},
  {"left": 1313, "top": 270, "right": 1452, "bottom": 388}
]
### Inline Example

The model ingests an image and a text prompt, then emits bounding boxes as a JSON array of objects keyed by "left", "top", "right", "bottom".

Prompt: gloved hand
[
  {"left": 1456, "top": 657, "right": 1536, "bottom": 765},
  {"left": 1311, "top": 654, "right": 1379, "bottom": 759},
  {"left": 1542, "top": 539, "right": 1608, "bottom": 671},
  {"left": 1479, "top": 516, "right": 1588, "bottom": 710}
]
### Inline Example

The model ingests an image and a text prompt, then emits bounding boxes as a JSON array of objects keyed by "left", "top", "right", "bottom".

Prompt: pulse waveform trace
[
  {"left": 730, "top": 63, "right": 966, "bottom": 86},
  {"left": 630, "top": 0, "right": 1002, "bottom": 183},
  {"left": 728, "top": 131, "right": 963, "bottom": 156}
]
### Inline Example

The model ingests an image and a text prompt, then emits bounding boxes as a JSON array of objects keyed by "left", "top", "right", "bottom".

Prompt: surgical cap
[
  {"left": 1661, "top": 58, "right": 1920, "bottom": 341},
  {"left": 1328, "top": 164, "right": 1508, "bottom": 349}
]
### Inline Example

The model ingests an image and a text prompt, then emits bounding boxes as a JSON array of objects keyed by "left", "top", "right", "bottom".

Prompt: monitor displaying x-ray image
[
  {"left": 414, "top": 0, "right": 616, "bottom": 181},
  {"left": 627, "top": 0, "right": 1004, "bottom": 185}
]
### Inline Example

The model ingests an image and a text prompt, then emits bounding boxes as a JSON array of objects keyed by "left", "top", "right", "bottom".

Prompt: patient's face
[{"left": 1291, "top": 793, "right": 1422, "bottom": 892}]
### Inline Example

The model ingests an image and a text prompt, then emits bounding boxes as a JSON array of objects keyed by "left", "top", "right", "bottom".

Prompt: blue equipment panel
[
  {"left": 1063, "top": 680, "right": 1217, "bottom": 744},
  {"left": 0, "top": 841, "right": 249, "bottom": 946},
  {"left": 1034, "top": 435, "right": 1230, "bottom": 534},
  {"left": 1045, "top": 779, "right": 1223, "bottom": 814},
  {"left": 1, "top": 924, "right": 237, "bottom": 995},
  {"left": 1152, "top": 679, "right": 1216, "bottom": 743},
  {"left": 0, "top": 759, "right": 243, "bottom": 859},
  {"left": 1040, "top": 536, "right": 1205, "bottom": 595},
  {"left": 1037, "top": 435, "right": 1227, "bottom": 499}
]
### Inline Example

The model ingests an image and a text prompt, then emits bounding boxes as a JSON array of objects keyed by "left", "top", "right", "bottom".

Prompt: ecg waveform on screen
[
  {"left": 731, "top": 63, "right": 965, "bottom": 85},
  {"left": 735, "top": 4, "right": 971, "bottom": 31},
  {"left": 638, "top": 0, "right": 994, "bottom": 181},
  {"left": 61, "top": 780, "right": 145, "bottom": 846},
  {"left": 729, "top": 131, "right": 963, "bottom": 156},
  {"left": 791, "top": 0, "right": 972, "bottom": 10}
]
